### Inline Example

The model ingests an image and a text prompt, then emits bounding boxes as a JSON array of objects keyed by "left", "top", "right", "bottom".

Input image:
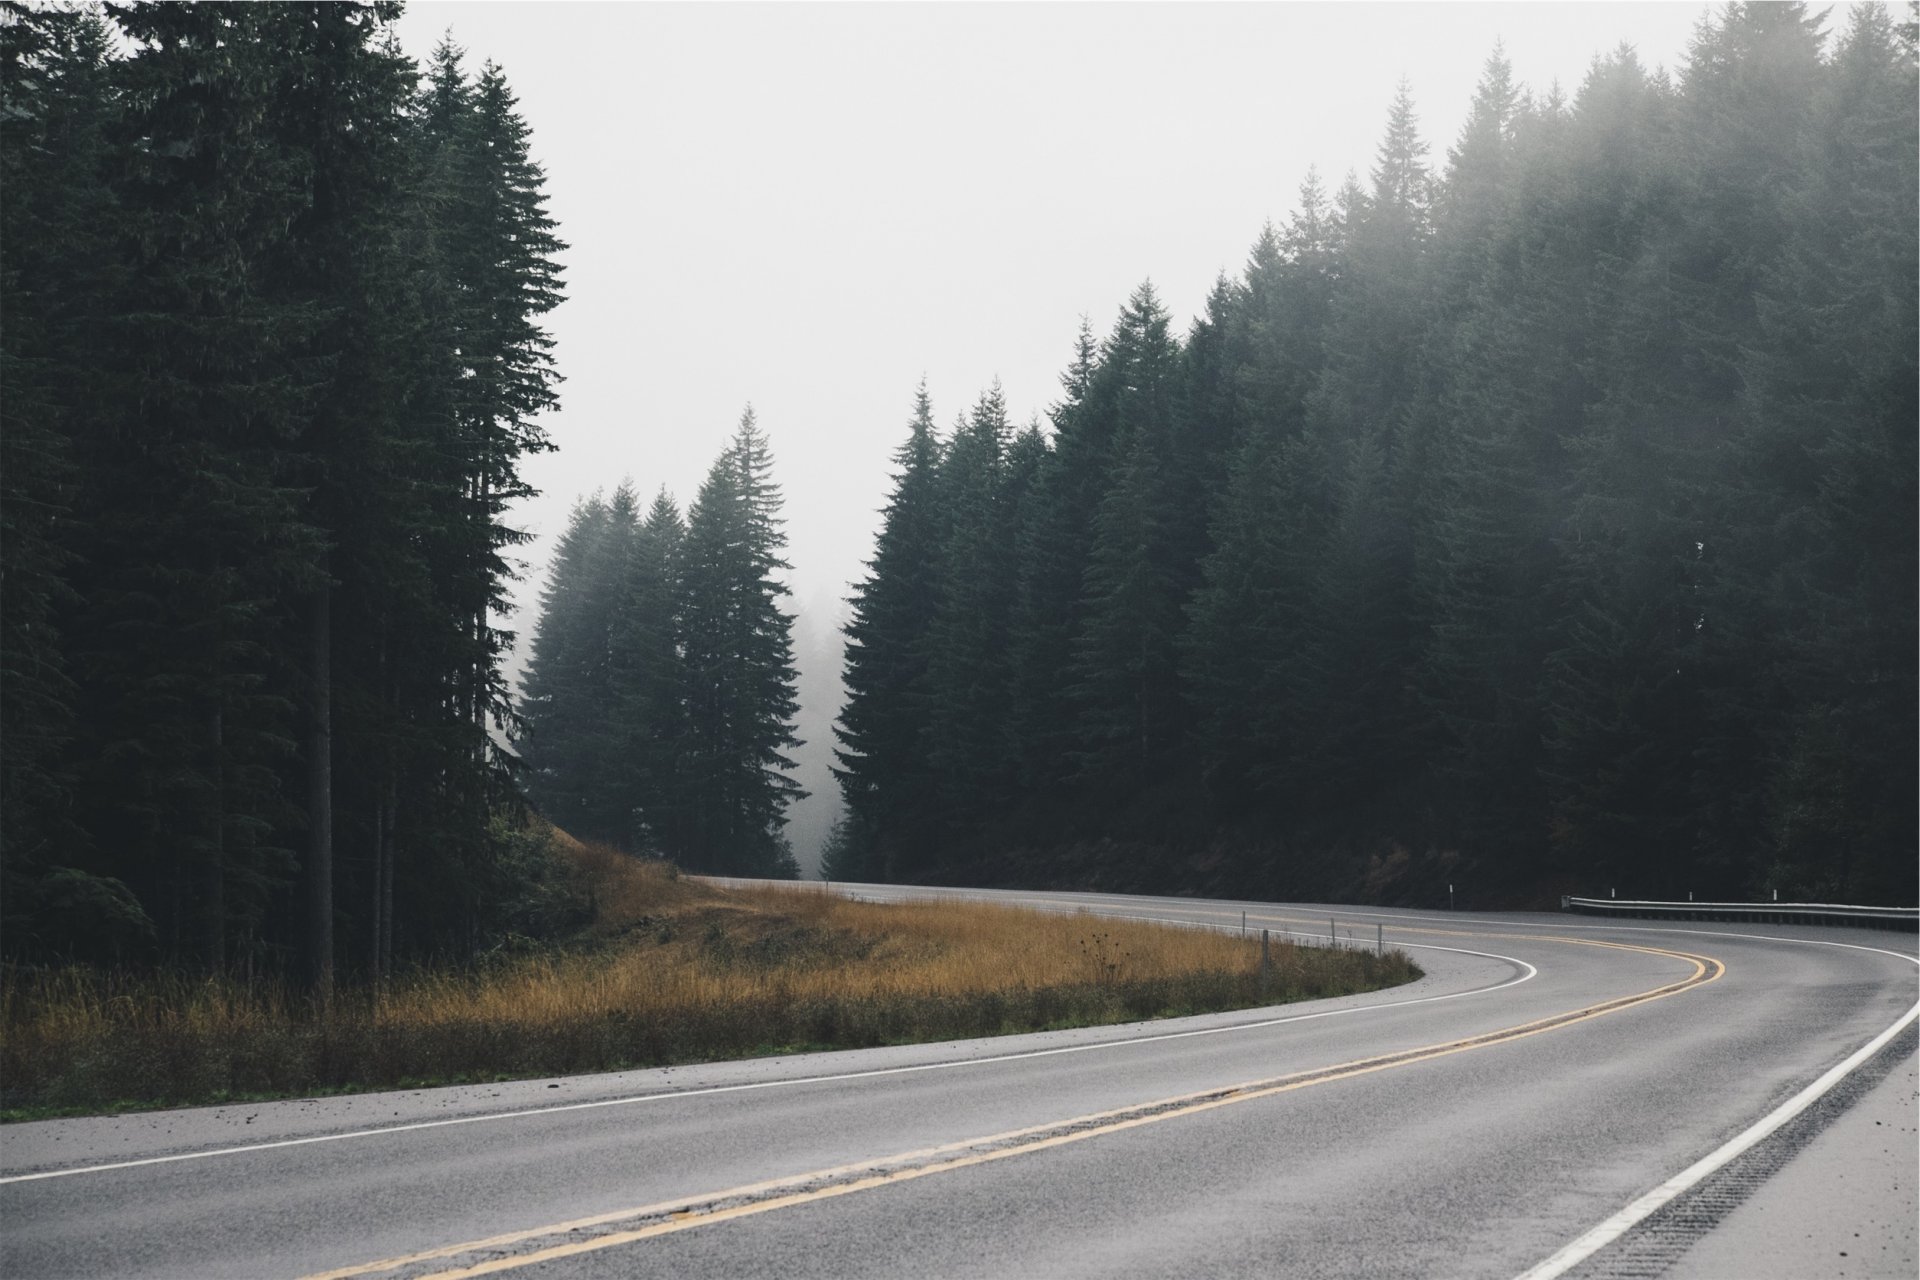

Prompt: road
[{"left": 3, "top": 888, "right": 1915, "bottom": 1279}]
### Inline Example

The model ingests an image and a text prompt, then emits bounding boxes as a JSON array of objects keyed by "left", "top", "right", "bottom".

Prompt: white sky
[{"left": 387, "top": 1, "right": 1856, "bottom": 866}]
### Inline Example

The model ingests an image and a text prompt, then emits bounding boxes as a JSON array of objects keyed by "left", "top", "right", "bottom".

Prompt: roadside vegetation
[{"left": 1, "top": 833, "right": 1417, "bottom": 1119}]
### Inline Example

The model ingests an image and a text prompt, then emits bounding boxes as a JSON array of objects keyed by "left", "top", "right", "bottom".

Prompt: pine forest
[
  {"left": 2, "top": 3, "right": 1914, "bottom": 989},
  {"left": 3, "top": 3, "right": 564, "bottom": 980},
  {"left": 827, "top": 5, "right": 1917, "bottom": 908}
]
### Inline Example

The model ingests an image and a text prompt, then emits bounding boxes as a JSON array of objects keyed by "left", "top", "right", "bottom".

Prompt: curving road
[{"left": 3, "top": 888, "right": 1914, "bottom": 1279}]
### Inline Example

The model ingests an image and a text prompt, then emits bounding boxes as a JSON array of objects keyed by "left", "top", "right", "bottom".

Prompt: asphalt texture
[{"left": 2, "top": 888, "right": 1914, "bottom": 1280}]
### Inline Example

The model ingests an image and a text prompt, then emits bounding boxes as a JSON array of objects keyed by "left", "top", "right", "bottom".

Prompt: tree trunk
[
  {"left": 371, "top": 789, "right": 387, "bottom": 982},
  {"left": 380, "top": 770, "right": 396, "bottom": 977},
  {"left": 305, "top": 583, "right": 334, "bottom": 996},
  {"left": 370, "top": 630, "right": 389, "bottom": 983},
  {"left": 472, "top": 467, "right": 490, "bottom": 755},
  {"left": 205, "top": 705, "right": 225, "bottom": 972}
]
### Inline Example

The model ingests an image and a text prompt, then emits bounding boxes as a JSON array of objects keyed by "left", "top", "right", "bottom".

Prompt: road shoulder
[{"left": 1667, "top": 1037, "right": 1917, "bottom": 1280}]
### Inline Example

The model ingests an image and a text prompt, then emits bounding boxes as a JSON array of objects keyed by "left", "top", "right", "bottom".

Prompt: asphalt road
[{"left": 3, "top": 888, "right": 1915, "bottom": 1280}]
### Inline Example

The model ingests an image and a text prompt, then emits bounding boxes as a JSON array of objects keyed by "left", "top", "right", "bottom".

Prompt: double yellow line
[{"left": 305, "top": 934, "right": 1723, "bottom": 1280}]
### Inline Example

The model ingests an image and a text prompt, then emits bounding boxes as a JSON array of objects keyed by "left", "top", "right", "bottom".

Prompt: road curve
[{"left": 3, "top": 888, "right": 1914, "bottom": 1279}]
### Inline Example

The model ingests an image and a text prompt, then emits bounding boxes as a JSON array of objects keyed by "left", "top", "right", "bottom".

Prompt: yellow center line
[{"left": 303, "top": 935, "right": 1724, "bottom": 1280}]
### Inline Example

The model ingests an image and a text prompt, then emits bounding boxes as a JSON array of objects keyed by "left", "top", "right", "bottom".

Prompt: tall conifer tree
[
  {"left": 834, "top": 387, "right": 947, "bottom": 878},
  {"left": 677, "top": 411, "right": 804, "bottom": 875}
]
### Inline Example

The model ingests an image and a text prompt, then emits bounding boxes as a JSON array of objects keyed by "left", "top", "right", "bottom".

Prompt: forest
[
  {"left": 516, "top": 413, "right": 806, "bottom": 879},
  {"left": 825, "top": 4, "right": 1917, "bottom": 907},
  {"left": 1, "top": 2, "right": 564, "bottom": 980},
  {"left": 4, "top": 3, "right": 1915, "bottom": 991}
]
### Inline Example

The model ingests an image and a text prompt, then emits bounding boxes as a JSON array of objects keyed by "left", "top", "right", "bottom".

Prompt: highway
[{"left": 3, "top": 888, "right": 1915, "bottom": 1279}]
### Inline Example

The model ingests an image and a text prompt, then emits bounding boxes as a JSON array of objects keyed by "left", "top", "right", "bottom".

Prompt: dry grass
[{"left": 1, "top": 841, "right": 1419, "bottom": 1117}]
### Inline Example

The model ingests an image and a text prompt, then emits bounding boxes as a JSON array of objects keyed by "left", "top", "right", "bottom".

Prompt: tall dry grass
[{"left": 1, "top": 860, "right": 1418, "bottom": 1117}]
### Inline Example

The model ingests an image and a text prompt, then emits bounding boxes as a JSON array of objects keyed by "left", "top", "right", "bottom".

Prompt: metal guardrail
[{"left": 1562, "top": 895, "right": 1919, "bottom": 931}]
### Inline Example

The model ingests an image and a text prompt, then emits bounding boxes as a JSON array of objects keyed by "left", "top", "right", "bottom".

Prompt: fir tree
[
  {"left": 612, "top": 489, "right": 690, "bottom": 853},
  {"left": 1068, "top": 284, "right": 1189, "bottom": 786},
  {"left": 0, "top": 5, "right": 129, "bottom": 956},
  {"left": 1005, "top": 319, "right": 1116, "bottom": 787},
  {"left": 677, "top": 411, "right": 804, "bottom": 875},
  {"left": 922, "top": 384, "right": 1019, "bottom": 822},
  {"left": 518, "top": 487, "right": 641, "bottom": 845},
  {"left": 834, "top": 386, "right": 947, "bottom": 879}
]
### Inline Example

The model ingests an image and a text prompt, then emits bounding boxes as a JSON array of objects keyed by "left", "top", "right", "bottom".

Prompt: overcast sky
[{"left": 387, "top": 1, "right": 1852, "bottom": 865}]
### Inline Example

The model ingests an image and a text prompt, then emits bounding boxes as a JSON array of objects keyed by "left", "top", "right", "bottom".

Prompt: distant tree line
[
  {"left": 829, "top": 5, "right": 1917, "bottom": 907},
  {"left": 1, "top": 2, "right": 564, "bottom": 981},
  {"left": 516, "top": 412, "right": 805, "bottom": 878}
]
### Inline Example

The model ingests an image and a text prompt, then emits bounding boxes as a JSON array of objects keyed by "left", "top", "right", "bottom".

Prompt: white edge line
[
  {"left": 0, "top": 937, "right": 1533, "bottom": 1186},
  {"left": 1513, "top": 934, "right": 1920, "bottom": 1280}
]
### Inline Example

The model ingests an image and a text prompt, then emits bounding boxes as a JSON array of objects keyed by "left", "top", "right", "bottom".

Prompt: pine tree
[
  {"left": 1737, "top": 4, "right": 1917, "bottom": 901},
  {"left": 63, "top": 2, "right": 334, "bottom": 971},
  {"left": 268, "top": 0, "right": 430, "bottom": 988},
  {"left": 1068, "top": 283, "right": 1189, "bottom": 786},
  {"left": 1185, "top": 416, "right": 1293, "bottom": 804},
  {"left": 393, "top": 40, "right": 565, "bottom": 957},
  {"left": 922, "top": 384, "right": 1019, "bottom": 822},
  {"left": 834, "top": 386, "right": 947, "bottom": 879},
  {"left": 1407, "top": 48, "right": 1569, "bottom": 870},
  {"left": 1, "top": 5, "right": 577, "bottom": 973},
  {"left": 1005, "top": 319, "right": 1113, "bottom": 787},
  {"left": 1537, "top": 45, "right": 1706, "bottom": 896},
  {"left": 1186, "top": 184, "right": 1348, "bottom": 812},
  {"left": 414, "top": 40, "right": 565, "bottom": 825},
  {"left": 520, "top": 493, "right": 618, "bottom": 839},
  {"left": 677, "top": 411, "right": 804, "bottom": 875},
  {"left": 612, "top": 490, "right": 689, "bottom": 852},
  {"left": 830, "top": 16, "right": 1915, "bottom": 906},
  {"left": 1275, "top": 90, "right": 1437, "bottom": 815},
  {"left": 520, "top": 484, "right": 686, "bottom": 855},
  {"left": 0, "top": 5, "right": 134, "bottom": 956}
]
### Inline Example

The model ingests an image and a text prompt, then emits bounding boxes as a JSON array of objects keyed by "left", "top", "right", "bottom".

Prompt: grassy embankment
[{"left": 1, "top": 834, "right": 1419, "bottom": 1119}]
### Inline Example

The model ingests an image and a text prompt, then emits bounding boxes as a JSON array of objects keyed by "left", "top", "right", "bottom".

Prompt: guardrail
[{"left": 1561, "top": 895, "right": 1919, "bottom": 931}]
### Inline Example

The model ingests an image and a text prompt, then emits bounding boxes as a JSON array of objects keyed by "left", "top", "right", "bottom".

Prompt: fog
[{"left": 386, "top": 2, "right": 1825, "bottom": 871}]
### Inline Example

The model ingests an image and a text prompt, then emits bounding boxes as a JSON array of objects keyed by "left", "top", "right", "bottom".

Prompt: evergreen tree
[
  {"left": 518, "top": 488, "right": 641, "bottom": 845},
  {"left": 677, "top": 411, "right": 804, "bottom": 875},
  {"left": 834, "top": 387, "right": 947, "bottom": 878},
  {"left": 1269, "top": 89, "right": 1436, "bottom": 814},
  {"left": 1737, "top": 4, "right": 1917, "bottom": 901},
  {"left": 427, "top": 51, "right": 565, "bottom": 758},
  {"left": 1186, "top": 177, "right": 1347, "bottom": 809},
  {"left": 65, "top": 2, "right": 333, "bottom": 971},
  {"left": 612, "top": 490, "right": 689, "bottom": 853},
  {"left": 921, "top": 385, "right": 1025, "bottom": 823},
  {"left": 1408, "top": 49, "right": 1569, "bottom": 871},
  {"left": 387, "top": 38, "right": 564, "bottom": 960},
  {"left": 1065, "top": 284, "right": 1188, "bottom": 786},
  {"left": 832, "top": 16, "right": 1915, "bottom": 906},
  {"left": 269, "top": 0, "right": 434, "bottom": 988},
  {"left": 0, "top": 6, "right": 134, "bottom": 956},
  {"left": 1, "top": 4, "right": 573, "bottom": 975},
  {"left": 1005, "top": 319, "right": 1115, "bottom": 786}
]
